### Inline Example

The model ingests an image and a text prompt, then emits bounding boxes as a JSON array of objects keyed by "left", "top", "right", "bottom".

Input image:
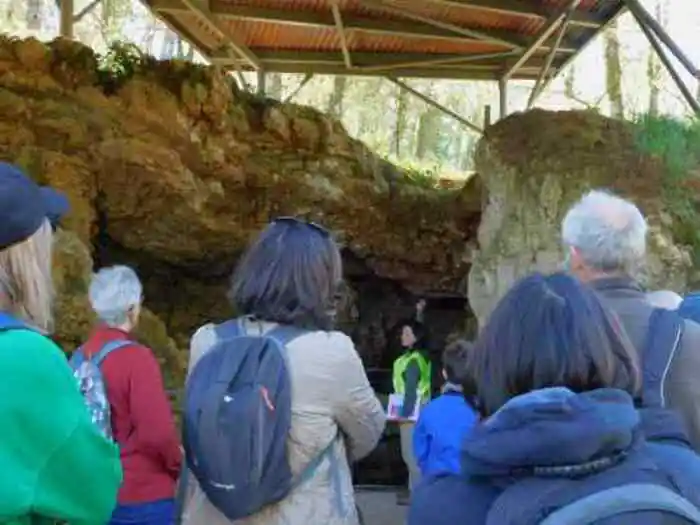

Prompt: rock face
[
  {"left": 468, "top": 109, "right": 693, "bottom": 325},
  {"left": 0, "top": 37, "right": 482, "bottom": 386},
  {"left": 5, "top": 36, "right": 692, "bottom": 388}
]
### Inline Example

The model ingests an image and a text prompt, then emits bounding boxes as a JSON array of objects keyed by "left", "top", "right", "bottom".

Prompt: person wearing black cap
[{"left": 0, "top": 162, "right": 122, "bottom": 523}]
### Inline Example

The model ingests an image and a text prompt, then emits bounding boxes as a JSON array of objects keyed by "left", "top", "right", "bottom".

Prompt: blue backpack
[
  {"left": 69, "top": 340, "right": 131, "bottom": 440},
  {"left": 679, "top": 292, "right": 700, "bottom": 324},
  {"left": 180, "top": 318, "right": 337, "bottom": 520}
]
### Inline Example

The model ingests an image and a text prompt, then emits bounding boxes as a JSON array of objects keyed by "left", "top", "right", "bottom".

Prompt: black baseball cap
[{"left": 0, "top": 162, "right": 69, "bottom": 249}]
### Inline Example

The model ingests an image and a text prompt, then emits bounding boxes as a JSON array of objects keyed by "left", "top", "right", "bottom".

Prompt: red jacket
[{"left": 81, "top": 325, "right": 182, "bottom": 504}]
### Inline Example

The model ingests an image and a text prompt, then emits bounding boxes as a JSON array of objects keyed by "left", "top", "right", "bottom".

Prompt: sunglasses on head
[{"left": 273, "top": 216, "right": 330, "bottom": 237}]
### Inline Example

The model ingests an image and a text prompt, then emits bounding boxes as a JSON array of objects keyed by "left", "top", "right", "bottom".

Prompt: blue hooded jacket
[
  {"left": 413, "top": 386, "right": 478, "bottom": 477},
  {"left": 408, "top": 388, "right": 700, "bottom": 525}
]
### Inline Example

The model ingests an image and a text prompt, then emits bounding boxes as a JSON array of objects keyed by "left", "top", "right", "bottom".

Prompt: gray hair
[
  {"left": 89, "top": 265, "right": 143, "bottom": 327},
  {"left": 647, "top": 290, "right": 683, "bottom": 310},
  {"left": 562, "top": 190, "right": 648, "bottom": 276},
  {"left": 0, "top": 220, "right": 54, "bottom": 333}
]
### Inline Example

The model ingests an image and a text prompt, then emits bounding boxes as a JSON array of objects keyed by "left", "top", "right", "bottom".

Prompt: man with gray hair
[
  {"left": 81, "top": 265, "right": 182, "bottom": 524},
  {"left": 562, "top": 189, "right": 700, "bottom": 450}
]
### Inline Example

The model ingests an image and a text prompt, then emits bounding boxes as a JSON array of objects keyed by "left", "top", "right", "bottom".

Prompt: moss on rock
[{"left": 0, "top": 36, "right": 482, "bottom": 377}]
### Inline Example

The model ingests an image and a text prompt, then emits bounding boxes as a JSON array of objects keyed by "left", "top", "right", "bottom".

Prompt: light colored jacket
[{"left": 181, "top": 318, "right": 386, "bottom": 525}]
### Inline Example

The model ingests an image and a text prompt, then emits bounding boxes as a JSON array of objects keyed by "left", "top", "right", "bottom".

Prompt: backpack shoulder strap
[
  {"left": 93, "top": 340, "right": 133, "bottom": 366},
  {"left": 266, "top": 324, "right": 308, "bottom": 347},
  {"left": 291, "top": 433, "right": 338, "bottom": 490},
  {"left": 289, "top": 433, "right": 346, "bottom": 516},
  {"left": 214, "top": 317, "right": 308, "bottom": 348},
  {"left": 538, "top": 483, "right": 700, "bottom": 525},
  {"left": 642, "top": 308, "right": 684, "bottom": 408},
  {"left": 213, "top": 318, "right": 242, "bottom": 339}
]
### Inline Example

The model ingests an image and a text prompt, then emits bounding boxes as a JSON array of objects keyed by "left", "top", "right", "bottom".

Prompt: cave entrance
[{"left": 343, "top": 249, "right": 475, "bottom": 487}]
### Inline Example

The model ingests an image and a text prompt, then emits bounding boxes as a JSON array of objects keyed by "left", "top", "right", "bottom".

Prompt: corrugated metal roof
[{"left": 141, "top": 0, "right": 626, "bottom": 80}]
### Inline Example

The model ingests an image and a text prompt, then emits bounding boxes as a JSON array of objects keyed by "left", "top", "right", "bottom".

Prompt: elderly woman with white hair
[
  {"left": 0, "top": 162, "right": 122, "bottom": 523},
  {"left": 81, "top": 265, "right": 182, "bottom": 525}
]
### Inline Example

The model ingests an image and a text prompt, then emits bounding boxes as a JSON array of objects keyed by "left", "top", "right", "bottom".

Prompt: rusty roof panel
[
  {"left": 144, "top": 0, "right": 625, "bottom": 80},
  {"left": 219, "top": 18, "right": 505, "bottom": 54}
]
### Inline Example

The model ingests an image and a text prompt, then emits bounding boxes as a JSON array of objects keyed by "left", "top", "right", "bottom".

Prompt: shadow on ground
[{"left": 356, "top": 488, "right": 407, "bottom": 525}]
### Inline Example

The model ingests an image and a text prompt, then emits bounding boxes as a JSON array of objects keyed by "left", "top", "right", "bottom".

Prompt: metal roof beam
[
  {"left": 534, "top": 2, "right": 627, "bottom": 99},
  {"left": 388, "top": 77, "right": 483, "bottom": 133},
  {"left": 419, "top": 0, "right": 602, "bottom": 29},
  {"left": 357, "top": 50, "right": 519, "bottom": 74},
  {"left": 283, "top": 73, "right": 314, "bottom": 102},
  {"left": 502, "top": 0, "right": 581, "bottom": 81},
  {"left": 152, "top": 1, "right": 579, "bottom": 54},
  {"left": 177, "top": 0, "right": 260, "bottom": 69},
  {"left": 331, "top": 1, "right": 353, "bottom": 69},
  {"left": 625, "top": 0, "right": 698, "bottom": 79},
  {"left": 527, "top": 6, "right": 575, "bottom": 108},
  {"left": 627, "top": 0, "right": 699, "bottom": 115},
  {"left": 358, "top": 0, "right": 523, "bottom": 49},
  {"left": 210, "top": 49, "right": 549, "bottom": 70},
  {"left": 208, "top": 57, "right": 539, "bottom": 80}
]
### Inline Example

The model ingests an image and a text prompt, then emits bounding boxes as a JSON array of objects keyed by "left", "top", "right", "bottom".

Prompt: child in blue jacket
[{"left": 413, "top": 339, "right": 478, "bottom": 477}]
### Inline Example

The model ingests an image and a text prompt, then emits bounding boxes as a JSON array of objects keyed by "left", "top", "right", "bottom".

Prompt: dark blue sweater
[{"left": 413, "top": 388, "right": 478, "bottom": 476}]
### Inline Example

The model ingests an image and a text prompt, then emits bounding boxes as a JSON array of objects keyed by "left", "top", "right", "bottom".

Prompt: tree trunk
[
  {"left": 603, "top": 19, "right": 624, "bottom": 118},
  {"left": 647, "top": 0, "right": 668, "bottom": 115},
  {"left": 327, "top": 75, "right": 347, "bottom": 118},
  {"left": 267, "top": 73, "right": 283, "bottom": 99},
  {"left": 393, "top": 85, "right": 408, "bottom": 157},
  {"left": 414, "top": 86, "right": 441, "bottom": 160},
  {"left": 647, "top": 51, "right": 661, "bottom": 116}
]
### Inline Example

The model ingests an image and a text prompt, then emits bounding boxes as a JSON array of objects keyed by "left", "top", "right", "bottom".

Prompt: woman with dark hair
[
  {"left": 409, "top": 272, "right": 700, "bottom": 525},
  {"left": 391, "top": 319, "right": 432, "bottom": 505},
  {"left": 181, "top": 217, "right": 385, "bottom": 525}
]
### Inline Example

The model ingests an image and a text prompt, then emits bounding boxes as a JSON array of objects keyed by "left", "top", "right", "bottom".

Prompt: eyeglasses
[{"left": 273, "top": 216, "right": 331, "bottom": 237}]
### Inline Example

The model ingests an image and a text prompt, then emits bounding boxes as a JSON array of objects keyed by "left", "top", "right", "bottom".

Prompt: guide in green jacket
[
  {"left": 0, "top": 162, "right": 122, "bottom": 524},
  {"left": 392, "top": 320, "right": 431, "bottom": 505}
]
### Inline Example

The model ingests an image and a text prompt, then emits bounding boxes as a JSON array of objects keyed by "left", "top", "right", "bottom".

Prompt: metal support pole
[
  {"left": 59, "top": 0, "right": 75, "bottom": 38},
  {"left": 624, "top": 0, "right": 698, "bottom": 79},
  {"left": 283, "top": 73, "right": 314, "bottom": 103},
  {"left": 483, "top": 105, "right": 492, "bottom": 128},
  {"left": 528, "top": 7, "right": 574, "bottom": 108},
  {"left": 631, "top": 10, "right": 700, "bottom": 115},
  {"left": 389, "top": 78, "right": 483, "bottom": 134},
  {"left": 503, "top": 0, "right": 581, "bottom": 81},
  {"left": 73, "top": 0, "right": 100, "bottom": 23},
  {"left": 498, "top": 78, "right": 508, "bottom": 119}
]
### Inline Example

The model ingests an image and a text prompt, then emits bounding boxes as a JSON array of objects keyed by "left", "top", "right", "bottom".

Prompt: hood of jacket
[{"left": 462, "top": 388, "right": 644, "bottom": 479}]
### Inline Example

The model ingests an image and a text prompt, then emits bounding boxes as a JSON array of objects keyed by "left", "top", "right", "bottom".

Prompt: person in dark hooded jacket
[{"left": 409, "top": 272, "right": 700, "bottom": 525}]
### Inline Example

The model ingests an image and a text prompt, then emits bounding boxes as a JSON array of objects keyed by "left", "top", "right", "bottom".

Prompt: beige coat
[{"left": 181, "top": 318, "right": 386, "bottom": 525}]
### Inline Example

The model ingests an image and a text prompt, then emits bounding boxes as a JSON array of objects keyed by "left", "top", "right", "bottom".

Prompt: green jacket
[{"left": 0, "top": 329, "right": 122, "bottom": 525}]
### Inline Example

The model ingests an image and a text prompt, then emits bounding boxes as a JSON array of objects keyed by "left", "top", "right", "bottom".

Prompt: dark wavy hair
[
  {"left": 398, "top": 320, "right": 429, "bottom": 350},
  {"left": 469, "top": 272, "right": 641, "bottom": 418},
  {"left": 229, "top": 218, "right": 342, "bottom": 330}
]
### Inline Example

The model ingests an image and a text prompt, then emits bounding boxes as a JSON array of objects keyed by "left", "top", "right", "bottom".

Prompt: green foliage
[
  {"left": 633, "top": 114, "right": 700, "bottom": 258},
  {"left": 389, "top": 157, "right": 443, "bottom": 189},
  {"left": 96, "top": 41, "right": 145, "bottom": 93}
]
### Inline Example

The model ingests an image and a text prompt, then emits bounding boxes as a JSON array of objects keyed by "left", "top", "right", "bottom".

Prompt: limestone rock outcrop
[
  {"left": 0, "top": 36, "right": 481, "bottom": 382},
  {"left": 468, "top": 109, "right": 694, "bottom": 325}
]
